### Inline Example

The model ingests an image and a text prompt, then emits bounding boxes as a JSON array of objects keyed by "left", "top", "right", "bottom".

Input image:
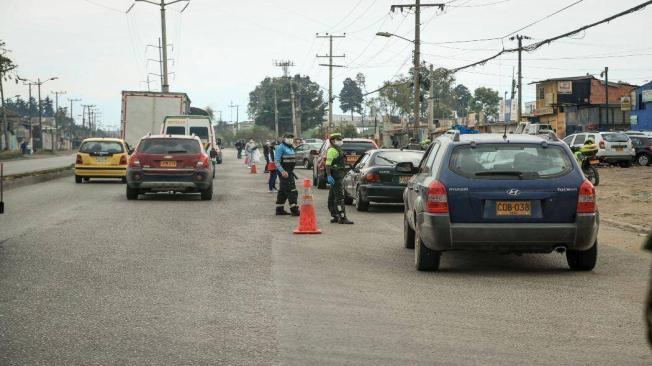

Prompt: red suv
[
  {"left": 311, "top": 138, "right": 378, "bottom": 189},
  {"left": 126, "top": 135, "right": 214, "bottom": 200}
]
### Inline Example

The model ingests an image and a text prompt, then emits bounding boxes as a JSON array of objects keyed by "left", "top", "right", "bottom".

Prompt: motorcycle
[{"left": 573, "top": 148, "right": 600, "bottom": 186}]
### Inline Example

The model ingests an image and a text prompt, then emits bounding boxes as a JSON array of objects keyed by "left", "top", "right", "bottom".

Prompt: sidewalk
[{"left": 1, "top": 153, "right": 76, "bottom": 176}]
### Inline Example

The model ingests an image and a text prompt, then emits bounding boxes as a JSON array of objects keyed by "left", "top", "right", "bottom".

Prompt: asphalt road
[
  {"left": 1, "top": 153, "right": 76, "bottom": 176},
  {"left": 1, "top": 149, "right": 650, "bottom": 365}
]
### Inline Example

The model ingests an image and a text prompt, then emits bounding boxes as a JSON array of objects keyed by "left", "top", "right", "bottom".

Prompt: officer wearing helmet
[
  {"left": 325, "top": 133, "right": 354, "bottom": 224},
  {"left": 274, "top": 133, "right": 300, "bottom": 216},
  {"left": 575, "top": 138, "right": 598, "bottom": 160}
]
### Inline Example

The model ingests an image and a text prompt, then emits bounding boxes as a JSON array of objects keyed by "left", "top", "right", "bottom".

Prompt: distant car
[
  {"left": 563, "top": 132, "right": 635, "bottom": 167},
  {"left": 294, "top": 142, "right": 322, "bottom": 169},
  {"left": 630, "top": 136, "right": 651, "bottom": 166},
  {"left": 126, "top": 135, "right": 214, "bottom": 200},
  {"left": 624, "top": 130, "right": 652, "bottom": 137},
  {"left": 303, "top": 138, "right": 324, "bottom": 144},
  {"left": 343, "top": 149, "right": 424, "bottom": 211},
  {"left": 312, "top": 138, "right": 378, "bottom": 189},
  {"left": 74, "top": 138, "right": 129, "bottom": 183},
  {"left": 403, "top": 132, "right": 599, "bottom": 272}
]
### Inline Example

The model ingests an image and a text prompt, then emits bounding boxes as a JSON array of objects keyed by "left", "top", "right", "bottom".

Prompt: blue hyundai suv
[{"left": 400, "top": 132, "right": 599, "bottom": 271}]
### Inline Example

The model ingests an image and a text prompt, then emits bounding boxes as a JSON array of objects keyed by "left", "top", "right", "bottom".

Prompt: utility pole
[
  {"left": 428, "top": 64, "right": 435, "bottom": 129},
  {"left": 510, "top": 34, "right": 530, "bottom": 123},
  {"left": 316, "top": 33, "right": 346, "bottom": 132},
  {"left": 51, "top": 91, "right": 66, "bottom": 151},
  {"left": 274, "top": 61, "right": 296, "bottom": 136},
  {"left": 274, "top": 86, "right": 279, "bottom": 137},
  {"left": 228, "top": 102, "right": 239, "bottom": 132},
  {"left": 601, "top": 67, "right": 609, "bottom": 130},
  {"left": 390, "top": 2, "right": 445, "bottom": 137},
  {"left": 68, "top": 98, "right": 81, "bottom": 143},
  {"left": 132, "top": 0, "right": 189, "bottom": 93}
]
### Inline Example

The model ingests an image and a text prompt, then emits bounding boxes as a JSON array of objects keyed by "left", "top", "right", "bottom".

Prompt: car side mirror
[
  {"left": 128, "top": 148, "right": 135, "bottom": 155},
  {"left": 396, "top": 161, "right": 414, "bottom": 173},
  {"left": 309, "top": 149, "right": 318, "bottom": 156}
]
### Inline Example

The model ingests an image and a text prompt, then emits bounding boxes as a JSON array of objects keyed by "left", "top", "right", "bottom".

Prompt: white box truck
[{"left": 120, "top": 91, "right": 191, "bottom": 148}]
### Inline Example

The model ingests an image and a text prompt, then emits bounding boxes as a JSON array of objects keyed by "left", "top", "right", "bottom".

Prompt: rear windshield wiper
[
  {"left": 376, "top": 156, "right": 398, "bottom": 165},
  {"left": 475, "top": 171, "right": 524, "bottom": 179},
  {"left": 166, "top": 150, "right": 187, "bottom": 154}
]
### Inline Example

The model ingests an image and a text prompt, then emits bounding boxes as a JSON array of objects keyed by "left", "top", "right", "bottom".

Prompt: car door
[{"left": 406, "top": 143, "right": 439, "bottom": 225}]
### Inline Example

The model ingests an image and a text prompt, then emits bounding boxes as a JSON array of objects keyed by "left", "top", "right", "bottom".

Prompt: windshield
[
  {"left": 450, "top": 144, "right": 573, "bottom": 179},
  {"left": 373, "top": 151, "right": 423, "bottom": 166},
  {"left": 137, "top": 138, "right": 202, "bottom": 154},
  {"left": 166, "top": 126, "right": 185, "bottom": 135},
  {"left": 79, "top": 141, "right": 124, "bottom": 155},
  {"left": 602, "top": 133, "right": 629, "bottom": 142},
  {"left": 189, "top": 127, "right": 209, "bottom": 140}
]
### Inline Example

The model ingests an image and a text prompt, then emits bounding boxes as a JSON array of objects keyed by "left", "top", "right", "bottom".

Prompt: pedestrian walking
[
  {"left": 245, "top": 138, "right": 259, "bottom": 168},
  {"left": 325, "top": 133, "right": 354, "bottom": 224},
  {"left": 265, "top": 141, "right": 278, "bottom": 192},
  {"left": 235, "top": 140, "right": 244, "bottom": 159},
  {"left": 274, "top": 133, "right": 300, "bottom": 216}
]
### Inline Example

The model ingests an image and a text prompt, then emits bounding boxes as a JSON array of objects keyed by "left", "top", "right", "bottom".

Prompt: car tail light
[
  {"left": 364, "top": 172, "right": 380, "bottom": 183},
  {"left": 426, "top": 180, "right": 448, "bottom": 214},
  {"left": 196, "top": 155, "right": 210, "bottom": 169},
  {"left": 129, "top": 155, "right": 141, "bottom": 168},
  {"left": 577, "top": 180, "right": 596, "bottom": 213},
  {"left": 76, "top": 154, "right": 83, "bottom": 164},
  {"left": 119, "top": 155, "right": 128, "bottom": 165},
  {"left": 599, "top": 140, "right": 605, "bottom": 149}
]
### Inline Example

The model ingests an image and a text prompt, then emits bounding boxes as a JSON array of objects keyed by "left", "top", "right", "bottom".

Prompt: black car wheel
[
  {"left": 566, "top": 240, "right": 597, "bottom": 271},
  {"left": 637, "top": 153, "right": 650, "bottom": 166},
  {"left": 121, "top": 177, "right": 127, "bottom": 184},
  {"left": 355, "top": 187, "right": 370, "bottom": 211},
  {"left": 200, "top": 184, "right": 213, "bottom": 201},
  {"left": 126, "top": 186, "right": 139, "bottom": 200},
  {"left": 414, "top": 221, "right": 441, "bottom": 271},
  {"left": 404, "top": 212, "right": 415, "bottom": 249},
  {"left": 584, "top": 166, "right": 599, "bottom": 186},
  {"left": 75, "top": 175, "right": 82, "bottom": 184},
  {"left": 618, "top": 160, "right": 632, "bottom": 168}
]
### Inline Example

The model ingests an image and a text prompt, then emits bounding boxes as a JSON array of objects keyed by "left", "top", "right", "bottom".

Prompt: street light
[
  {"left": 16, "top": 76, "right": 58, "bottom": 150},
  {"left": 375, "top": 32, "right": 414, "bottom": 44}
]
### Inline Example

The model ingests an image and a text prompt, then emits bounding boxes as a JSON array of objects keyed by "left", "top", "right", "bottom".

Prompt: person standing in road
[
  {"left": 274, "top": 133, "right": 300, "bottom": 216},
  {"left": 325, "top": 133, "right": 354, "bottom": 224},
  {"left": 245, "top": 138, "right": 258, "bottom": 168},
  {"left": 235, "top": 139, "right": 244, "bottom": 159},
  {"left": 263, "top": 140, "right": 272, "bottom": 173},
  {"left": 265, "top": 141, "right": 278, "bottom": 192}
]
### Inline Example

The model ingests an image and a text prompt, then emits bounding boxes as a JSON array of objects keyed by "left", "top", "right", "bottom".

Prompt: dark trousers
[
  {"left": 268, "top": 170, "right": 278, "bottom": 191},
  {"left": 237, "top": 148, "right": 243, "bottom": 159},
  {"left": 328, "top": 177, "right": 346, "bottom": 218},
  {"left": 276, "top": 173, "right": 298, "bottom": 208}
]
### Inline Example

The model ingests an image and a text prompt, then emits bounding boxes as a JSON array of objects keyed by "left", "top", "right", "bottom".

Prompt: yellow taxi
[{"left": 74, "top": 138, "right": 129, "bottom": 183}]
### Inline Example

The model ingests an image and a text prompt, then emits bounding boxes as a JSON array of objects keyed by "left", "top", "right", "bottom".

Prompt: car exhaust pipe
[{"left": 554, "top": 246, "right": 566, "bottom": 253}]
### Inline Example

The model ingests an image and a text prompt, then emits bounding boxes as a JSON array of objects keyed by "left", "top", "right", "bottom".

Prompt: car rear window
[
  {"left": 373, "top": 151, "right": 423, "bottom": 166},
  {"left": 138, "top": 138, "right": 202, "bottom": 154},
  {"left": 189, "top": 127, "right": 209, "bottom": 140},
  {"left": 602, "top": 133, "right": 629, "bottom": 142},
  {"left": 79, "top": 141, "right": 124, "bottom": 155},
  {"left": 342, "top": 141, "right": 376, "bottom": 153},
  {"left": 449, "top": 144, "right": 573, "bottom": 179},
  {"left": 166, "top": 126, "right": 185, "bottom": 135}
]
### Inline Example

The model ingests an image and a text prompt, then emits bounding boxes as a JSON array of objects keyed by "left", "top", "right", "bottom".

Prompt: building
[
  {"left": 530, "top": 76, "right": 637, "bottom": 136},
  {"left": 630, "top": 80, "right": 652, "bottom": 131}
]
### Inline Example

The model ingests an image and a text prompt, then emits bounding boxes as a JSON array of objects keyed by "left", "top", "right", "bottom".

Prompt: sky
[{"left": 1, "top": 0, "right": 651, "bottom": 130}]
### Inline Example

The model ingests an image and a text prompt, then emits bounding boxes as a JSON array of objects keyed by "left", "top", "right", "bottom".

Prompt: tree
[
  {"left": 339, "top": 77, "right": 363, "bottom": 121},
  {"left": 248, "top": 75, "right": 326, "bottom": 135},
  {"left": 452, "top": 84, "right": 472, "bottom": 117},
  {"left": 1, "top": 40, "right": 18, "bottom": 150},
  {"left": 428, "top": 67, "right": 455, "bottom": 119},
  {"left": 471, "top": 87, "right": 500, "bottom": 116}
]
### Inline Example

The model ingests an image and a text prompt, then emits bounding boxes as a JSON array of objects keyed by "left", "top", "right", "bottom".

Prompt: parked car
[
  {"left": 294, "top": 142, "right": 322, "bottom": 169},
  {"left": 126, "top": 135, "right": 214, "bottom": 200},
  {"left": 74, "top": 138, "right": 129, "bottom": 183},
  {"left": 630, "top": 135, "right": 651, "bottom": 166},
  {"left": 402, "top": 132, "right": 599, "bottom": 272},
  {"left": 562, "top": 131, "right": 635, "bottom": 167},
  {"left": 514, "top": 122, "right": 554, "bottom": 135},
  {"left": 343, "top": 149, "right": 424, "bottom": 211},
  {"left": 312, "top": 138, "right": 378, "bottom": 189},
  {"left": 625, "top": 130, "right": 652, "bottom": 137}
]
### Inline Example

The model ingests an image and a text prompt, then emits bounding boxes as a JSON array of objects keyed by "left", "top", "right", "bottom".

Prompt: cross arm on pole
[{"left": 390, "top": 3, "right": 445, "bottom": 12}]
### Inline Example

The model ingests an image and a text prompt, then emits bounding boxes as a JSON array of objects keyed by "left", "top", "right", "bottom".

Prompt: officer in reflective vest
[
  {"left": 274, "top": 133, "right": 300, "bottom": 216},
  {"left": 325, "top": 133, "right": 354, "bottom": 224}
]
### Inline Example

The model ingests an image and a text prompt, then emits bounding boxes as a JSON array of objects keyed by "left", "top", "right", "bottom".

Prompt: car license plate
[
  {"left": 615, "top": 146, "right": 624, "bottom": 152},
  {"left": 399, "top": 175, "right": 411, "bottom": 184},
  {"left": 589, "top": 159, "right": 600, "bottom": 165},
  {"left": 95, "top": 156, "right": 106, "bottom": 162},
  {"left": 496, "top": 201, "right": 531, "bottom": 216},
  {"left": 346, "top": 155, "right": 358, "bottom": 164},
  {"left": 160, "top": 160, "right": 176, "bottom": 168}
]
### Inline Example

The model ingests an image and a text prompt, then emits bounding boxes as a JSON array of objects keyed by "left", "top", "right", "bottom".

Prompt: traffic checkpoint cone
[
  {"left": 293, "top": 178, "right": 322, "bottom": 234},
  {"left": 250, "top": 163, "right": 257, "bottom": 174}
]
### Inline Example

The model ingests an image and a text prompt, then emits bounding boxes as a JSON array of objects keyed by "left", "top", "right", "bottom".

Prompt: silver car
[
  {"left": 563, "top": 132, "right": 635, "bottom": 167},
  {"left": 294, "top": 143, "right": 322, "bottom": 169}
]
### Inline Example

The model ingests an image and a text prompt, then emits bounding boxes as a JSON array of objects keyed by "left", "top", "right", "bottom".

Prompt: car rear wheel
[
  {"left": 618, "top": 160, "right": 632, "bottom": 168},
  {"left": 126, "top": 186, "right": 139, "bottom": 200},
  {"left": 200, "top": 184, "right": 213, "bottom": 201},
  {"left": 75, "top": 175, "right": 82, "bottom": 184},
  {"left": 83, "top": 177, "right": 90, "bottom": 182},
  {"left": 636, "top": 153, "right": 650, "bottom": 166},
  {"left": 355, "top": 187, "right": 370, "bottom": 211},
  {"left": 584, "top": 166, "right": 599, "bottom": 186},
  {"left": 121, "top": 177, "right": 127, "bottom": 183},
  {"left": 566, "top": 240, "right": 597, "bottom": 271},
  {"left": 414, "top": 222, "right": 441, "bottom": 271},
  {"left": 404, "top": 212, "right": 415, "bottom": 249}
]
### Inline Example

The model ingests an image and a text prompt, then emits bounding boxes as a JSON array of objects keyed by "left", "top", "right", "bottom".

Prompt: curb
[
  {"left": 602, "top": 218, "right": 650, "bottom": 235},
  {"left": 2, "top": 165, "right": 74, "bottom": 191}
]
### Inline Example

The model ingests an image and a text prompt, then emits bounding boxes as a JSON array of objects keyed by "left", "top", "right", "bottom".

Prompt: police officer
[
  {"left": 274, "top": 133, "right": 300, "bottom": 216},
  {"left": 325, "top": 133, "right": 354, "bottom": 225}
]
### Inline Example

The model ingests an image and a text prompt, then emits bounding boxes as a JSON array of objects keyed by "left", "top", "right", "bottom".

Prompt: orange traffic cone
[
  {"left": 250, "top": 163, "right": 257, "bottom": 174},
  {"left": 294, "top": 178, "right": 322, "bottom": 234}
]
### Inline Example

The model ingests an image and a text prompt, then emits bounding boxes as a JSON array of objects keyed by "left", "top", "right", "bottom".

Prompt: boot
[
  {"left": 276, "top": 206, "right": 291, "bottom": 216},
  {"left": 290, "top": 206, "right": 300, "bottom": 217},
  {"left": 330, "top": 217, "right": 339, "bottom": 223},
  {"left": 338, "top": 216, "right": 354, "bottom": 225}
]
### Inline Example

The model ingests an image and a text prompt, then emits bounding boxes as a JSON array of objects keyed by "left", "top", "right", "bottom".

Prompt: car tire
[
  {"left": 83, "top": 177, "right": 90, "bottom": 182},
  {"left": 121, "top": 177, "right": 127, "bottom": 184},
  {"left": 566, "top": 240, "right": 597, "bottom": 271},
  {"left": 126, "top": 186, "right": 139, "bottom": 200},
  {"left": 636, "top": 153, "right": 650, "bottom": 166},
  {"left": 414, "top": 222, "right": 440, "bottom": 271},
  {"left": 75, "top": 175, "right": 82, "bottom": 184},
  {"left": 200, "top": 184, "right": 213, "bottom": 201},
  {"left": 404, "top": 212, "right": 415, "bottom": 249},
  {"left": 355, "top": 187, "right": 370, "bottom": 211},
  {"left": 618, "top": 160, "right": 632, "bottom": 168},
  {"left": 303, "top": 159, "right": 311, "bottom": 169},
  {"left": 585, "top": 166, "right": 599, "bottom": 186}
]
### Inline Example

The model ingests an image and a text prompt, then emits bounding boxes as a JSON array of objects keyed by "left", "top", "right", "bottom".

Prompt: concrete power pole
[
  {"left": 274, "top": 60, "right": 296, "bottom": 136},
  {"left": 601, "top": 67, "right": 609, "bottom": 130},
  {"left": 51, "top": 91, "right": 66, "bottom": 151},
  {"left": 316, "top": 33, "right": 346, "bottom": 132},
  {"left": 274, "top": 86, "right": 279, "bottom": 138},
  {"left": 390, "top": 2, "right": 445, "bottom": 137},
  {"left": 228, "top": 102, "right": 239, "bottom": 132},
  {"left": 133, "top": 0, "right": 189, "bottom": 93},
  {"left": 68, "top": 98, "right": 81, "bottom": 143},
  {"left": 510, "top": 34, "right": 530, "bottom": 123},
  {"left": 428, "top": 64, "right": 434, "bottom": 129}
]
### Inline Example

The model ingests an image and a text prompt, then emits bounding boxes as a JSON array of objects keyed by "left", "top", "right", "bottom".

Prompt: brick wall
[{"left": 589, "top": 79, "right": 636, "bottom": 105}]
